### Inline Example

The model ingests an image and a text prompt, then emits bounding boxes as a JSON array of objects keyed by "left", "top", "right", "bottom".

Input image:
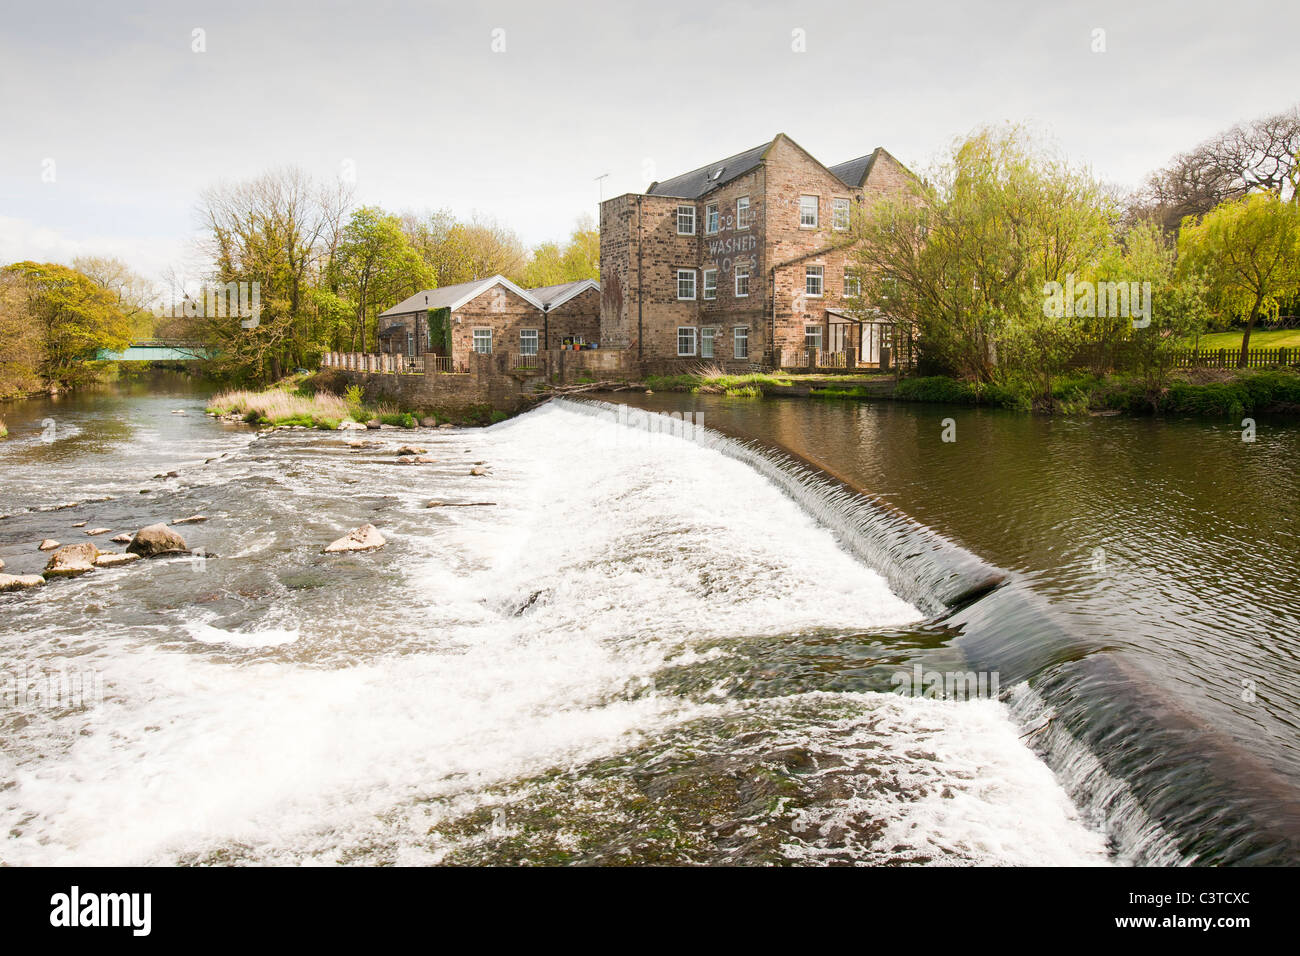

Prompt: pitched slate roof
[
  {"left": 379, "top": 275, "right": 542, "bottom": 317},
  {"left": 646, "top": 140, "right": 773, "bottom": 199},
  {"left": 829, "top": 148, "right": 882, "bottom": 188},
  {"left": 527, "top": 278, "right": 599, "bottom": 309}
]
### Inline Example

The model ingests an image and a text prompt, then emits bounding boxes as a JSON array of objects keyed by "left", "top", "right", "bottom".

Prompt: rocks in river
[
  {"left": 426, "top": 501, "right": 497, "bottom": 508},
  {"left": 365, "top": 420, "right": 382, "bottom": 430},
  {"left": 71, "top": 521, "right": 87, "bottom": 528},
  {"left": 469, "top": 467, "right": 488, "bottom": 476},
  {"left": 171, "top": 515, "right": 208, "bottom": 525},
  {"left": 395, "top": 446, "right": 427, "bottom": 456},
  {"left": 0, "top": 573, "right": 45, "bottom": 592},
  {"left": 38, "top": 539, "right": 60, "bottom": 551},
  {"left": 419, "top": 417, "right": 437, "bottom": 428},
  {"left": 396, "top": 455, "right": 438, "bottom": 465},
  {"left": 84, "top": 527, "right": 112, "bottom": 536},
  {"left": 43, "top": 542, "right": 99, "bottom": 577},
  {"left": 337, "top": 420, "right": 366, "bottom": 430},
  {"left": 94, "top": 552, "right": 141, "bottom": 568},
  {"left": 438, "top": 423, "right": 455, "bottom": 430},
  {"left": 126, "top": 523, "right": 189, "bottom": 558},
  {"left": 322, "top": 524, "right": 386, "bottom": 554},
  {"left": 0, "top": 557, "right": 4, "bottom": 571},
  {"left": 171, "top": 409, "right": 188, "bottom": 415},
  {"left": 110, "top": 533, "right": 133, "bottom": 544}
]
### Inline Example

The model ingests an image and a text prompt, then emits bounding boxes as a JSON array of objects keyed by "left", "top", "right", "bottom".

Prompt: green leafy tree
[
  {"left": 1178, "top": 192, "right": 1300, "bottom": 366},
  {"left": 332, "top": 206, "right": 432, "bottom": 352},
  {"left": 1, "top": 261, "right": 132, "bottom": 387}
]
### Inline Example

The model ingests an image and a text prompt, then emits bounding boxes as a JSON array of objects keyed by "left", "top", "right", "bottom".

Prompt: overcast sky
[{"left": 1, "top": 0, "right": 1296, "bottom": 279}]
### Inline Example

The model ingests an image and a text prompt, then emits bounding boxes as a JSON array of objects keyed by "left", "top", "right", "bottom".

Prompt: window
[
  {"left": 735, "top": 263, "right": 750, "bottom": 297},
  {"left": 832, "top": 198, "right": 851, "bottom": 231},
  {"left": 736, "top": 196, "right": 750, "bottom": 229},
  {"left": 733, "top": 326, "right": 749, "bottom": 360},
  {"left": 701, "top": 327, "right": 716, "bottom": 359},
  {"left": 677, "top": 205, "right": 695, "bottom": 235},
  {"left": 519, "top": 328, "right": 539, "bottom": 355},
  {"left": 677, "top": 327, "right": 697, "bottom": 356},
  {"left": 676, "top": 269, "right": 696, "bottom": 300},
  {"left": 473, "top": 328, "right": 493, "bottom": 354},
  {"left": 843, "top": 273, "right": 861, "bottom": 298},
  {"left": 705, "top": 203, "right": 719, "bottom": 235},
  {"left": 799, "top": 195, "right": 818, "bottom": 228},
  {"left": 406, "top": 331, "right": 414, "bottom": 357},
  {"left": 805, "top": 324, "right": 823, "bottom": 350},
  {"left": 805, "top": 265, "right": 824, "bottom": 297},
  {"left": 702, "top": 268, "right": 717, "bottom": 300}
]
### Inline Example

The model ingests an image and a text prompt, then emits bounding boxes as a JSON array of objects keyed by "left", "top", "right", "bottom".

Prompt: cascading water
[{"left": 0, "top": 390, "right": 1223, "bottom": 865}]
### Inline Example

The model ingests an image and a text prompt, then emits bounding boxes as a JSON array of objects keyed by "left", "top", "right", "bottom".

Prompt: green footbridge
[{"left": 95, "top": 341, "right": 215, "bottom": 361}]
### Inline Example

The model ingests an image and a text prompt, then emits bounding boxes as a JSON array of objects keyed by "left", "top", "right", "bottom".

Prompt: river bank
[{"left": 640, "top": 366, "right": 1300, "bottom": 418}]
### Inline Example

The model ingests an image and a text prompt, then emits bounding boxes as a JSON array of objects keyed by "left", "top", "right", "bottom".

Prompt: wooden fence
[{"left": 1170, "top": 346, "right": 1299, "bottom": 369}]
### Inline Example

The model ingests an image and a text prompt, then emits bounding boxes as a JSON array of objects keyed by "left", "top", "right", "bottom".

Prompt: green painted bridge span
[{"left": 95, "top": 342, "right": 214, "bottom": 361}]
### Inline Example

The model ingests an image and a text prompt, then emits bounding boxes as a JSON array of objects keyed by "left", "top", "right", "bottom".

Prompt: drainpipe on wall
[{"left": 636, "top": 196, "right": 643, "bottom": 365}]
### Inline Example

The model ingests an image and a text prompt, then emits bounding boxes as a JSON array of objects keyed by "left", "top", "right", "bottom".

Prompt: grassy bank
[
  {"left": 210, "top": 374, "right": 511, "bottom": 428},
  {"left": 1190, "top": 329, "right": 1300, "bottom": 350},
  {"left": 644, "top": 365, "right": 794, "bottom": 398},
  {"left": 886, "top": 369, "right": 1300, "bottom": 417}
]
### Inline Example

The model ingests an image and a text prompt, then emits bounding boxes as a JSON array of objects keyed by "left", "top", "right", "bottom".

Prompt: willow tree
[
  {"left": 851, "top": 126, "right": 1115, "bottom": 403},
  {"left": 1178, "top": 192, "right": 1300, "bottom": 366}
]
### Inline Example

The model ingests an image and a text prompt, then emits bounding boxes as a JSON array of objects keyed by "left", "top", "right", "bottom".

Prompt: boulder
[
  {"left": 337, "top": 420, "right": 366, "bottom": 430},
  {"left": 84, "top": 527, "right": 112, "bottom": 536},
  {"left": 395, "top": 446, "right": 427, "bottom": 456},
  {"left": 0, "top": 573, "right": 45, "bottom": 592},
  {"left": 126, "top": 523, "right": 189, "bottom": 557},
  {"left": 419, "top": 417, "right": 437, "bottom": 428},
  {"left": 365, "top": 420, "right": 381, "bottom": 430},
  {"left": 94, "top": 552, "right": 141, "bottom": 568},
  {"left": 469, "top": 467, "right": 488, "bottom": 476},
  {"left": 322, "top": 524, "right": 386, "bottom": 554},
  {"left": 397, "top": 455, "right": 438, "bottom": 465},
  {"left": 72, "top": 521, "right": 87, "bottom": 528},
  {"left": 438, "top": 423, "right": 455, "bottom": 430},
  {"left": 43, "top": 542, "right": 99, "bottom": 577},
  {"left": 111, "top": 533, "right": 133, "bottom": 544},
  {"left": 38, "top": 539, "right": 60, "bottom": 551},
  {"left": 171, "top": 515, "right": 208, "bottom": 525}
]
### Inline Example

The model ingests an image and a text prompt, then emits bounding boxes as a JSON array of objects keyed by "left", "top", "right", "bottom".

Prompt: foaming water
[{"left": 1, "top": 396, "right": 1111, "bottom": 865}]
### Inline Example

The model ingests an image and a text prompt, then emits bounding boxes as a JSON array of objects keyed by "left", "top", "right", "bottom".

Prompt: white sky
[{"left": 1, "top": 0, "right": 1297, "bottom": 280}]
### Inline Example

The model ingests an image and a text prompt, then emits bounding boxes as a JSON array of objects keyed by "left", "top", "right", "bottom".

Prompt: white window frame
[
  {"left": 472, "top": 327, "right": 493, "bottom": 354},
  {"left": 677, "top": 326, "right": 697, "bottom": 357},
  {"left": 805, "top": 265, "right": 824, "bottom": 297},
  {"left": 736, "top": 196, "right": 750, "bottom": 230},
  {"left": 843, "top": 273, "right": 860, "bottom": 298},
  {"left": 733, "top": 326, "right": 749, "bottom": 360},
  {"left": 832, "top": 197, "right": 851, "bottom": 231},
  {"left": 799, "top": 195, "right": 819, "bottom": 228},
  {"left": 702, "top": 268, "right": 717, "bottom": 300},
  {"left": 676, "top": 268, "right": 696, "bottom": 301},
  {"left": 677, "top": 205, "right": 696, "bottom": 235},
  {"left": 735, "top": 263, "right": 750, "bottom": 297},
  {"left": 705, "top": 203, "right": 719, "bottom": 235},
  {"left": 804, "top": 324, "right": 823, "bottom": 350},
  {"left": 701, "top": 326, "right": 716, "bottom": 359},
  {"left": 519, "top": 328, "right": 539, "bottom": 355}
]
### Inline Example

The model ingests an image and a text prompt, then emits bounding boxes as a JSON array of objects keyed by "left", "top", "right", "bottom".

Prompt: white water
[{"left": 1, "top": 401, "right": 1111, "bottom": 865}]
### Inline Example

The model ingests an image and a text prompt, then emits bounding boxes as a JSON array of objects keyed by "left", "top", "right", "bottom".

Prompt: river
[{"left": 1, "top": 375, "right": 1296, "bottom": 865}]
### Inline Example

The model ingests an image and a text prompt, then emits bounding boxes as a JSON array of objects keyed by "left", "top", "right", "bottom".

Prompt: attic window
[{"left": 710, "top": 166, "right": 725, "bottom": 181}]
